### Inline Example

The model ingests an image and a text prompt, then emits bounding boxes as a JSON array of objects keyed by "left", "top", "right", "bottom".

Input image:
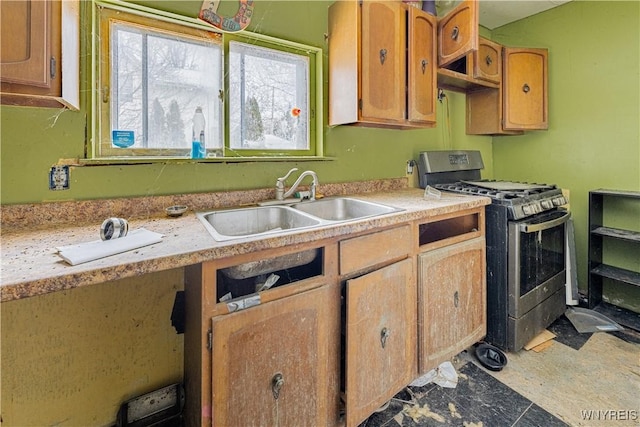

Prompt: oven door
[{"left": 508, "top": 209, "right": 570, "bottom": 317}]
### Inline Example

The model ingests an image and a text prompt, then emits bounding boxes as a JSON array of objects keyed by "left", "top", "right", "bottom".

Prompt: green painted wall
[
  {"left": 1, "top": 269, "right": 184, "bottom": 425},
  {"left": 489, "top": 0, "right": 640, "bottom": 310}
]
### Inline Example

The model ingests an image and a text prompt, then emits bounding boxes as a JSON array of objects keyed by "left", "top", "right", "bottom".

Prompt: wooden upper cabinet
[
  {"left": 408, "top": 7, "right": 437, "bottom": 124},
  {"left": 467, "top": 47, "right": 548, "bottom": 135},
  {"left": 471, "top": 37, "right": 502, "bottom": 84},
  {"left": 0, "top": 0, "right": 79, "bottom": 109},
  {"left": 436, "top": 0, "right": 497, "bottom": 91},
  {"left": 503, "top": 47, "right": 548, "bottom": 130},
  {"left": 437, "top": 0, "right": 478, "bottom": 68},
  {"left": 360, "top": 1, "right": 406, "bottom": 124},
  {"left": 0, "top": 0, "right": 52, "bottom": 88},
  {"left": 328, "top": 1, "right": 436, "bottom": 128}
]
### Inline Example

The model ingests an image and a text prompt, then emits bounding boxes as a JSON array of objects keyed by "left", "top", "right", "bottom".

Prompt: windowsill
[{"left": 79, "top": 156, "right": 335, "bottom": 166}]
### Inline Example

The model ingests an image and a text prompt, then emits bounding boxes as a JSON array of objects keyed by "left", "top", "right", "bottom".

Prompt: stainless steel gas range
[{"left": 418, "top": 150, "right": 569, "bottom": 351}]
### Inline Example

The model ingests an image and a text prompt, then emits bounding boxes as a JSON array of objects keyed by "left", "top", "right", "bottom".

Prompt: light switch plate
[{"left": 49, "top": 165, "right": 70, "bottom": 190}]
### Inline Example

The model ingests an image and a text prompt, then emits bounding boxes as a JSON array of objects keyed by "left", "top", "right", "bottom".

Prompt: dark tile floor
[
  {"left": 359, "top": 360, "right": 568, "bottom": 427},
  {"left": 360, "top": 311, "right": 640, "bottom": 427}
]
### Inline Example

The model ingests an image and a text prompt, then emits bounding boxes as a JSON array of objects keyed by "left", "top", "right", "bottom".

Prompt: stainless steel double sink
[{"left": 197, "top": 197, "right": 403, "bottom": 242}]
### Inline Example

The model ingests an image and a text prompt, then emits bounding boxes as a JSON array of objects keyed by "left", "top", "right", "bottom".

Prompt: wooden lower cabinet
[
  {"left": 185, "top": 212, "right": 487, "bottom": 426},
  {"left": 210, "top": 284, "right": 339, "bottom": 426},
  {"left": 417, "top": 237, "right": 486, "bottom": 373},
  {"left": 344, "top": 258, "right": 417, "bottom": 427}
]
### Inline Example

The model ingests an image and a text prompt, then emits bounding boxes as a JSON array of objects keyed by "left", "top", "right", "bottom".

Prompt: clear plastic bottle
[{"left": 191, "top": 107, "right": 206, "bottom": 159}]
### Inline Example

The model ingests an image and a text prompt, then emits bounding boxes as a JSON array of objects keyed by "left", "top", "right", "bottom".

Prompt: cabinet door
[
  {"left": 417, "top": 237, "right": 486, "bottom": 374},
  {"left": 0, "top": 0, "right": 51, "bottom": 87},
  {"left": 0, "top": 0, "right": 52, "bottom": 87},
  {"left": 210, "top": 285, "right": 339, "bottom": 427},
  {"left": 437, "top": 0, "right": 478, "bottom": 68},
  {"left": 345, "top": 258, "right": 417, "bottom": 427},
  {"left": 472, "top": 37, "right": 501, "bottom": 84},
  {"left": 503, "top": 47, "right": 548, "bottom": 130},
  {"left": 408, "top": 7, "right": 437, "bottom": 124},
  {"left": 361, "top": 1, "right": 406, "bottom": 122},
  {"left": 1, "top": 0, "right": 78, "bottom": 109}
]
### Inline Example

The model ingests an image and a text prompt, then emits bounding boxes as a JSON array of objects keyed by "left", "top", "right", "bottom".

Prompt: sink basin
[
  {"left": 197, "top": 205, "right": 321, "bottom": 241},
  {"left": 198, "top": 197, "right": 403, "bottom": 242},
  {"left": 290, "top": 197, "right": 401, "bottom": 221}
]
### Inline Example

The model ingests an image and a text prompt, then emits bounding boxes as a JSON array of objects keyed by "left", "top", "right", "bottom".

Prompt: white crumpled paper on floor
[{"left": 409, "top": 361, "right": 459, "bottom": 388}]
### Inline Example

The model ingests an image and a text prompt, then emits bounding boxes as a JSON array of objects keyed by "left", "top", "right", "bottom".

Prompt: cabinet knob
[
  {"left": 421, "top": 59, "right": 428, "bottom": 74},
  {"left": 380, "top": 327, "right": 390, "bottom": 349},
  {"left": 451, "top": 26, "right": 460, "bottom": 41},
  {"left": 379, "top": 49, "right": 387, "bottom": 65},
  {"left": 522, "top": 83, "right": 531, "bottom": 93},
  {"left": 485, "top": 55, "right": 493, "bottom": 66},
  {"left": 271, "top": 373, "right": 284, "bottom": 400},
  {"left": 454, "top": 291, "right": 459, "bottom": 308}
]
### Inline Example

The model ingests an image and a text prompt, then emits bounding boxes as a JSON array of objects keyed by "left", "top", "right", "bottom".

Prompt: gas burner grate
[{"left": 436, "top": 181, "right": 557, "bottom": 200}]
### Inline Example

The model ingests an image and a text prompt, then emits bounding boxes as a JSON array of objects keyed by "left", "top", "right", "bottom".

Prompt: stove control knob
[
  {"left": 523, "top": 204, "right": 536, "bottom": 215},
  {"left": 527, "top": 203, "right": 538, "bottom": 214},
  {"left": 541, "top": 200, "right": 554, "bottom": 209},
  {"left": 552, "top": 196, "right": 567, "bottom": 206}
]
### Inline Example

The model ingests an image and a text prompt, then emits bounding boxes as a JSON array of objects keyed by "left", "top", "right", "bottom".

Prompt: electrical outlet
[
  {"left": 49, "top": 165, "right": 70, "bottom": 190},
  {"left": 406, "top": 160, "right": 415, "bottom": 175}
]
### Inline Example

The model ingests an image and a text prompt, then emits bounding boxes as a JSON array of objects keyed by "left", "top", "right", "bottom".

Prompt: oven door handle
[{"left": 519, "top": 211, "right": 570, "bottom": 233}]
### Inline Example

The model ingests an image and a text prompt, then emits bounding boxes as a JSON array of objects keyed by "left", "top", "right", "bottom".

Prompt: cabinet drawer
[{"left": 340, "top": 225, "right": 411, "bottom": 275}]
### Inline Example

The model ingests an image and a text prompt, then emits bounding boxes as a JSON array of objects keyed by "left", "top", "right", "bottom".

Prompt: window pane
[
  {"left": 110, "top": 22, "right": 222, "bottom": 154},
  {"left": 112, "top": 28, "right": 143, "bottom": 146},
  {"left": 229, "top": 41, "right": 309, "bottom": 151}
]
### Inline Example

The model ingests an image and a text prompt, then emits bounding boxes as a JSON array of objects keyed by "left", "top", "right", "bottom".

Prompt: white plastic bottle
[{"left": 192, "top": 107, "right": 206, "bottom": 159}]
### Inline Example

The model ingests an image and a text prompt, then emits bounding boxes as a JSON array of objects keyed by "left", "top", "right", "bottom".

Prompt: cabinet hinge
[
  {"left": 50, "top": 57, "right": 57, "bottom": 79},
  {"left": 207, "top": 330, "right": 213, "bottom": 351},
  {"left": 358, "top": 98, "right": 363, "bottom": 111}
]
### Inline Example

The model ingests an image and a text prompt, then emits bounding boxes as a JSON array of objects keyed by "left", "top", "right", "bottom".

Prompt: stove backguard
[{"left": 417, "top": 150, "right": 483, "bottom": 188}]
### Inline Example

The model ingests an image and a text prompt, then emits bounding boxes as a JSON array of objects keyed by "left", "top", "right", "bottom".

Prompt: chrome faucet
[{"left": 275, "top": 168, "right": 318, "bottom": 201}]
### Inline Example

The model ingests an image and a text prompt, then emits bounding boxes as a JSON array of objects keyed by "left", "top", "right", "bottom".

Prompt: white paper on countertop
[{"left": 56, "top": 228, "right": 164, "bottom": 266}]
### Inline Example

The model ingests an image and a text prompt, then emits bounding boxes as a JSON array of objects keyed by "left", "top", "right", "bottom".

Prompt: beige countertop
[{"left": 0, "top": 186, "right": 490, "bottom": 302}]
